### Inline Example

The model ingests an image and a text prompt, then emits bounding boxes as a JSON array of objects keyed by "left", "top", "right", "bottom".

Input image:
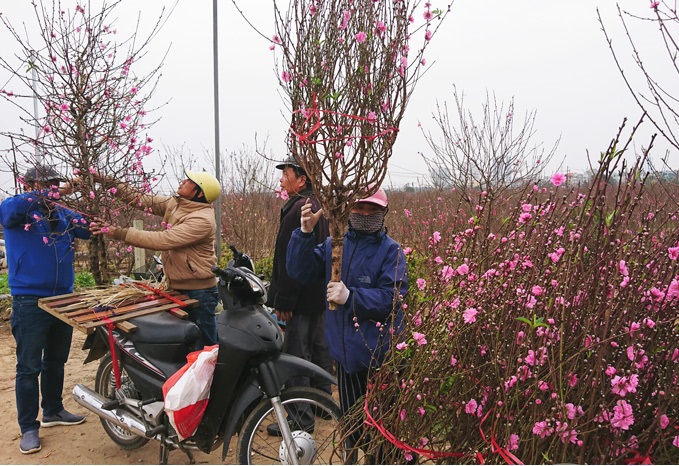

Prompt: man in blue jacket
[
  {"left": 0, "top": 164, "right": 91, "bottom": 454},
  {"left": 286, "top": 186, "right": 408, "bottom": 462}
]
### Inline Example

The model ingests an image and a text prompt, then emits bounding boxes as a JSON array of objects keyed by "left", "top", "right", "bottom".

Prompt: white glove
[
  {"left": 300, "top": 199, "right": 323, "bottom": 234},
  {"left": 327, "top": 281, "right": 350, "bottom": 305}
]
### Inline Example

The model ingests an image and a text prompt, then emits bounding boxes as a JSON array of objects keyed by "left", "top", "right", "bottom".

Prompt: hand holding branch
[
  {"left": 300, "top": 199, "right": 323, "bottom": 234},
  {"left": 89, "top": 217, "right": 118, "bottom": 238}
]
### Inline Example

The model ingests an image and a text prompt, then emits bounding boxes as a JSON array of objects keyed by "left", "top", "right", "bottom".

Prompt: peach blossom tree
[
  {"left": 272, "top": 0, "right": 451, "bottom": 288},
  {"left": 0, "top": 1, "right": 169, "bottom": 283}
]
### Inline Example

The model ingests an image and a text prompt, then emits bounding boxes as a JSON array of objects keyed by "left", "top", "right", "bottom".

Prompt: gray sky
[{"left": 0, "top": 0, "right": 674, "bottom": 195}]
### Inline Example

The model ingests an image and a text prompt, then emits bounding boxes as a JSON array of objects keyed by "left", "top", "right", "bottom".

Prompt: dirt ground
[{"left": 0, "top": 308, "right": 237, "bottom": 465}]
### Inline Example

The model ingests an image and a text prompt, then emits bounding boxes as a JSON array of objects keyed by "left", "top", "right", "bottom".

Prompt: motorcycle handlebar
[
  {"left": 229, "top": 244, "right": 242, "bottom": 261},
  {"left": 211, "top": 265, "right": 245, "bottom": 286},
  {"left": 211, "top": 265, "right": 232, "bottom": 280}
]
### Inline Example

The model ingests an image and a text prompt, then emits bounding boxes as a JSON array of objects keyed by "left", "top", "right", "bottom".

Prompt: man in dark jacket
[
  {"left": 266, "top": 155, "right": 334, "bottom": 436},
  {"left": 0, "top": 164, "right": 91, "bottom": 454}
]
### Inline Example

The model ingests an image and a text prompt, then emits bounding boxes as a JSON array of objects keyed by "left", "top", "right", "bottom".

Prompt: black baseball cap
[
  {"left": 275, "top": 155, "right": 303, "bottom": 171},
  {"left": 24, "top": 164, "right": 65, "bottom": 182}
]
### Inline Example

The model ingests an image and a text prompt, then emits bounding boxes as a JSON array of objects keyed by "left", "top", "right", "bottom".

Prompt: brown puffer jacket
[{"left": 112, "top": 193, "right": 217, "bottom": 290}]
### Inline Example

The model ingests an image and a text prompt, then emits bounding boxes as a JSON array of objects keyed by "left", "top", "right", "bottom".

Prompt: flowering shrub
[{"left": 358, "top": 145, "right": 679, "bottom": 463}]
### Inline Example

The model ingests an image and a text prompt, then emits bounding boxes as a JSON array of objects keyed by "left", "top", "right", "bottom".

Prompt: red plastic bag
[{"left": 162, "top": 345, "right": 219, "bottom": 441}]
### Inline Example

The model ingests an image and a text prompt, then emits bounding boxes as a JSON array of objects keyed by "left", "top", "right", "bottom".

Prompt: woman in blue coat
[{"left": 286, "top": 186, "right": 408, "bottom": 461}]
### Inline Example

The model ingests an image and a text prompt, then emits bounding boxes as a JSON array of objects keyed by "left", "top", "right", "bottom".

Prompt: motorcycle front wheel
[
  {"left": 94, "top": 354, "right": 150, "bottom": 450},
  {"left": 237, "top": 386, "right": 346, "bottom": 464}
]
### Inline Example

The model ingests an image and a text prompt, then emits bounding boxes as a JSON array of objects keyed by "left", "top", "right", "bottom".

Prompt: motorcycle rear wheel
[
  {"left": 94, "top": 354, "right": 150, "bottom": 450},
  {"left": 237, "top": 386, "right": 346, "bottom": 465}
]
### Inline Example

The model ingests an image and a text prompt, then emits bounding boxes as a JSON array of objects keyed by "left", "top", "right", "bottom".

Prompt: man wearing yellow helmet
[{"left": 90, "top": 170, "right": 222, "bottom": 349}]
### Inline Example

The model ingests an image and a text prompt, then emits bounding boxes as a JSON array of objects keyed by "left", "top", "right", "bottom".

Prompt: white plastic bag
[{"left": 162, "top": 345, "right": 219, "bottom": 441}]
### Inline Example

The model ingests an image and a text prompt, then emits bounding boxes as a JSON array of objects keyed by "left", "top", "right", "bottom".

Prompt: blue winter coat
[
  {"left": 0, "top": 190, "right": 91, "bottom": 297},
  {"left": 287, "top": 227, "right": 408, "bottom": 374}
]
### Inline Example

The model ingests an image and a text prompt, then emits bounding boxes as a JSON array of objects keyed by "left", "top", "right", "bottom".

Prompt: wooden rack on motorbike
[{"left": 38, "top": 286, "right": 198, "bottom": 334}]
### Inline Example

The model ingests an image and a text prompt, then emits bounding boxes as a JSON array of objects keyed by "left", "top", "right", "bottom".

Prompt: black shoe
[{"left": 266, "top": 420, "right": 314, "bottom": 437}]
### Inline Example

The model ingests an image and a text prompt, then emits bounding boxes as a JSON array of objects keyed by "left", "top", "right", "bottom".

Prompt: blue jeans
[
  {"left": 11, "top": 295, "right": 73, "bottom": 433},
  {"left": 179, "top": 286, "right": 219, "bottom": 349}
]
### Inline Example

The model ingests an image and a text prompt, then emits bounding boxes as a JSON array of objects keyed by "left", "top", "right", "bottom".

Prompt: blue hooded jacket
[
  {"left": 0, "top": 190, "right": 91, "bottom": 297},
  {"left": 287, "top": 227, "right": 408, "bottom": 374}
]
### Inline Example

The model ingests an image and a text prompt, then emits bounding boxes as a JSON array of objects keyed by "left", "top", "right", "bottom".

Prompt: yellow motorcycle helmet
[{"left": 185, "top": 170, "right": 221, "bottom": 203}]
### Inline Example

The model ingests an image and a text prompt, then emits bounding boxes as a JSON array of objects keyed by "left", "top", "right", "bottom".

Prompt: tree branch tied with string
[{"left": 272, "top": 0, "right": 451, "bottom": 302}]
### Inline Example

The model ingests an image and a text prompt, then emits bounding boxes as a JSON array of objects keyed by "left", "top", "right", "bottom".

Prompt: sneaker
[
  {"left": 266, "top": 420, "right": 315, "bottom": 437},
  {"left": 41, "top": 409, "right": 86, "bottom": 427},
  {"left": 19, "top": 430, "right": 41, "bottom": 454}
]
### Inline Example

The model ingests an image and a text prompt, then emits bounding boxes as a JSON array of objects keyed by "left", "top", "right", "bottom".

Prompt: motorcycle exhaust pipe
[{"left": 72, "top": 384, "right": 157, "bottom": 440}]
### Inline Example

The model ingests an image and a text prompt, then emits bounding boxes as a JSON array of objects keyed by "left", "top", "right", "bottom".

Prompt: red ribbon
[
  {"left": 104, "top": 319, "right": 122, "bottom": 389},
  {"left": 131, "top": 282, "right": 187, "bottom": 307},
  {"left": 362, "top": 391, "right": 466, "bottom": 461},
  {"left": 624, "top": 449, "right": 653, "bottom": 464},
  {"left": 290, "top": 94, "right": 399, "bottom": 146},
  {"left": 91, "top": 305, "right": 122, "bottom": 389},
  {"left": 478, "top": 409, "right": 524, "bottom": 465},
  {"left": 362, "top": 379, "right": 527, "bottom": 465}
]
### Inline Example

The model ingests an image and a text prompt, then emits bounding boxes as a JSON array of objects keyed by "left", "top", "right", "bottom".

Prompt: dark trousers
[
  {"left": 282, "top": 311, "right": 333, "bottom": 426},
  {"left": 178, "top": 286, "right": 219, "bottom": 350},
  {"left": 337, "top": 365, "right": 369, "bottom": 451},
  {"left": 11, "top": 295, "right": 73, "bottom": 433}
]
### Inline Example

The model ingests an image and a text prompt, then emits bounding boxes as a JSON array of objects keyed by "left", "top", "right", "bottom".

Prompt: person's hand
[
  {"left": 91, "top": 172, "right": 115, "bottom": 187},
  {"left": 301, "top": 198, "right": 323, "bottom": 233},
  {"left": 276, "top": 310, "right": 293, "bottom": 323},
  {"left": 327, "top": 281, "right": 350, "bottom": 305},
  {"left": 89, "top": 217, "right": 117, "bottom": 238},
  {"left": 58, "top": 176, "right": 82, "bottom": 196}
]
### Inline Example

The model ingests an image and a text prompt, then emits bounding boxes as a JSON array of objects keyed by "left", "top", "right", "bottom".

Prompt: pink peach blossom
[
  {"left": 660, "top": 414, "right": 670, "bottom": 430},
  {"left": 465, "top": 399, "right": 477, "bottom": 415},
  {"left": 551, "top": 172, "right": 566, "bottom": 186},
  {"left": 611, "top": 400, "right": 634, "bottom": 430},
  {"left": 463, "top": 307, "right": 478, "bottom": 324},
  {"left": 431, "top": 231, "right": 441, "bottom": 244},
  {"left": 532, "top": 421, "right": 553, "bottom": 438},
  {"left": 413, "top": 332, "right": 427, "bottom": 346}
]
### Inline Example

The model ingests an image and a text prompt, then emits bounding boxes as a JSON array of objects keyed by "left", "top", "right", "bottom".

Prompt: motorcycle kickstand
[
  {"left": 159, "top": 440, "right": 169, "bottom": 465},
  {"left": 158, "top": 435, "right": 177, "bottom": 465},
  {"left": 177, "top": 443, "right": 195, "bottom": 465}
]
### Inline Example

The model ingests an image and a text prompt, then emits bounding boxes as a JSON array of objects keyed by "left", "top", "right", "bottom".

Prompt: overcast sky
[{"left": 0, "top": 0, "right": 674, "bottom": 195}]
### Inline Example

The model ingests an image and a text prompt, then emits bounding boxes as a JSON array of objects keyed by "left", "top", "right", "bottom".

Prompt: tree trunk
[
  {"left": 89, "top": 235, "right": 110, "bottom": 285},
  {"left": 328, "top": 221, "right": 344, "bottom": 310}
]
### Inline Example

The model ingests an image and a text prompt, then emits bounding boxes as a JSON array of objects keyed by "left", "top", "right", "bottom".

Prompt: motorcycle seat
[{"left": 127, "top": 312, "right": 201, "bottom": 345}]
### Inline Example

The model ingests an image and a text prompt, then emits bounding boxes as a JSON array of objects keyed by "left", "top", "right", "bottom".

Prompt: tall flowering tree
[
  {"left": 272, "top": 0, "right": 450, "bottom": 291},
  {"left": 0, "top": 1, "right": 168, "bottom": 283}
]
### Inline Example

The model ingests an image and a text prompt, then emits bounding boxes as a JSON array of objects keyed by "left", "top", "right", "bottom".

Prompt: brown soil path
[{"left": 0, "top": 315, "right": 236, "bottom": 465}]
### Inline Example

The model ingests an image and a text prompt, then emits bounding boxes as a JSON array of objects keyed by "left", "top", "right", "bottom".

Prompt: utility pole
[{"left": 213, "top": 0, "right": 222, "bottom": 261}]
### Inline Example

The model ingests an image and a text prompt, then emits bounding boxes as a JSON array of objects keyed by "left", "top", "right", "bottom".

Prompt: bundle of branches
[
  {"left": 272, "top": 0, "right": 451, "bottom": 288},
  {"left": 79, "top": 279, "right": 167, "bottom": 309},
  {"left": 353, "top": 120, "right": 679, "bottom": 463}
]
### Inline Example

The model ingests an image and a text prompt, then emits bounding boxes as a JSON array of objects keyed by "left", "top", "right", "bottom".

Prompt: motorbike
[
  {"left": 73, "top": 246, "right": 344, "bottom": 464},
  {"left": 130, "top": 254, "right": 164, "bottom": 282}
]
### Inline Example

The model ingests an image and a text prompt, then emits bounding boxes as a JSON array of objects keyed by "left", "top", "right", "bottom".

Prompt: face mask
[{"left": 349, "top": 211, "right": 385, "bottom": 234}]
